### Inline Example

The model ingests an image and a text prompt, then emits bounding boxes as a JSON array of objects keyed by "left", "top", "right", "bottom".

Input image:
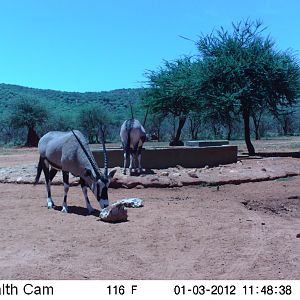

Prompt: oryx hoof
[
  {"left": 61, "top": 206, "right": 68, "bottom": 213},
  {"left": 47, "top": 198, "right": 54, "bottom": 209},
  {"left": 123, "top": 169, "right": 127, "bottom": 175}
]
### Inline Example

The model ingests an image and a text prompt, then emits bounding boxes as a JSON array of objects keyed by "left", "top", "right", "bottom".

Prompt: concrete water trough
[
  {"left": 185, "top": 140, "right": 229, "bottom": 147},
  {"left": 92, "top": 144, "right": 238, "bottom": 169}
]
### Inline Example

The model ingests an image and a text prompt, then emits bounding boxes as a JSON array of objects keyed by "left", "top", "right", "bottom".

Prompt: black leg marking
[
  {"left": 34, "top": 156, "right": 43, "bottom": 185},
  {"left": 62, "top": 171, "right": 69, "bottom": 213},
  {"left": 137, "top": 146, "right": 143, "bottom": 155},
  {"left": 63, "top": 171, "right": 69, "bottom": 185},
  {"left": 80, "top": 178, "right": 94, "bottom": 213},
  {"left": 42, "top": 159, "right": 51, "bottom": 198},
  {"left": 79, "top": 177, "right": 85, "bottom": 188},
  {"left": 49, "top": 168, "right": 58, "bottom": 181}
]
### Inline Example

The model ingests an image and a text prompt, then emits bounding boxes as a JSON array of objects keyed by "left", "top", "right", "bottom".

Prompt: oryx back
[
  {"left": 120, "top": 119, "right": 146, "bottom": 174},
  {"left": 120, "top": 119, "right": 146, "bottom": 152},
  {"left": 38, "top": 130, "right": 97, "bottom": 178}
]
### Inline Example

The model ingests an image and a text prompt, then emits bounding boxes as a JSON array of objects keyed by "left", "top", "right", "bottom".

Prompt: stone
[
  {"left": 187, "top": 171, "right": 198, "bottom": 178},
  {"left": 115, "top": 198, "right": 144, "bottom": 208},
  {"left": 100, "top": 203, "right": 128, "bottom": 223},
  {"left": 176, "top": 165, "right": 184, "bottom": 170},
  {"left": 172, "top": 173, "right": 181, "bottom": 177},
  {"left": 135, "top": 185, "right": 145, "bottom": 189}
]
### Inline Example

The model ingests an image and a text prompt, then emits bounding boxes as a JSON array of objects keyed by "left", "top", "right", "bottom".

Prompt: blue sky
[{"left": 0, "top": 0, "right": 299, "bottom": 92}]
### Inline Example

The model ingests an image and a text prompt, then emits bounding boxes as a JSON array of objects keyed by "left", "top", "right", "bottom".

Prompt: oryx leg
[
  {"left": 49, "top": 168, "right": 57, "bottom": 182},
  {"left": 42, "top": 159, "right": 54, "bottom": 209},
  {"left": 80, "top": 178, "right": 95, "bottom": 214},
  {"left": 61, "top": 171, "right": 69, "bottom": 213},
  {"left": 123, "top": 151, "right": 128, "bottom": 175},
  {"left": 129, "top": 152, "right": 134, "bottom": 175},
  {"left": 137, "top": 147, "right": 143, "bottom": 173}
]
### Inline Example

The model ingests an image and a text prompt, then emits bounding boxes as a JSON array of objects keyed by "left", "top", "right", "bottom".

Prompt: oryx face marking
[{"left": 92, "top": 178, "right": 109, "bottom": 209}]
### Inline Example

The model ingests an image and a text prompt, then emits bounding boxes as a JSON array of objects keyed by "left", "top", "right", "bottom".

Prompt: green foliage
[
  {"left": 77, "top": 104, "right": 114, "bottom": 143},
  {"left": 196, "top": 19, "right": 300, "bottom": 154},
  {"left": 41, "top": 112, "right": 76, "bottom": 133},
  {"left": 142, "top": 57, "right": 201, "bottom": 144},
  {"left": 0, "top": 83, "right": 142, "bottom": 121},
  {"left": 9, "top": 96, "right": 49, "bottom": 130},
  {"left": 6, "top": 96, "right": 50, "bottom": 146},
  {"left": 143, "top": 57, "right": 199, "bottom": 117},
  {"left": 0, "top": 83, "right": 142, "bottom": 145}
]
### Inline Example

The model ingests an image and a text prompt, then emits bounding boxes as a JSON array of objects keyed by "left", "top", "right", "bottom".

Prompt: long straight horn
[
  {"left": 129, "top": 102, "right": 134, "bottom": 119},
  {"left": 143, "top": 107, "right": 149, "bottom": 127},
  {"left": 100, "top": 126, "right": 108, "bottom": 178},
  {"left": 71, "top": 130, "right": 100, "bottom": 178}
]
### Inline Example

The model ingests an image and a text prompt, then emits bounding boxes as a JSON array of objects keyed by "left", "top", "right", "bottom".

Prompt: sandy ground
[{"left": 0, "top": 142, "right": 300, "bottom": 280}]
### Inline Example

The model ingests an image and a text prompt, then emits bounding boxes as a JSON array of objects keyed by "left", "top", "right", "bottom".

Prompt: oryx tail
[
  {"left": 99, "top": 127, "right": 108, "bottom": 178},
  {"left": 34, "top": 156, "right": 43, "bottom": 185}
]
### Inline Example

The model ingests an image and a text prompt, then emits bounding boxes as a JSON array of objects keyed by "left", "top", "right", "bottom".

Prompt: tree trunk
[
  {"left": 26, "top": 126, "right": 39, "bottom": 147},
  {"left": 171, "top": 115, "right": 176, "bottom": 139},
  {"left": 212, "top": 124, "right": 219, "bottom": 138},
  {"left": 283, "top": 116, "right": 289, "bottom": 135},
  {"left": 252, "top": 115, "right": 261, "bottom": 140},
  {"left": 242, "top": 108, "right": 255, "bottom": 156},
  {"left": 194, "top": 130, "right": 198, "bottom": 140},
  {"left": 191, "top": 127, "right": 196, "bottom": 140},
  {"left": 189, "top": 120, "right": 199, "bottom": 140},
  {"left": 225, "top": 119, "right": 233, "bottom": 140},
  {"left": 254, "top": 127, "right": 260, "bottom": 140},
  {"left": 227, "top": 124, "right": 232, "bottom": 141},
  {"left": 169, "top": 116, "right": 186, "bottom": 146}
]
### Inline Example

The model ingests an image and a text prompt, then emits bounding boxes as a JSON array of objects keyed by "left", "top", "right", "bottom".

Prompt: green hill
[{"left": 0, "top": 83, "right": 143, "bottom": 120}]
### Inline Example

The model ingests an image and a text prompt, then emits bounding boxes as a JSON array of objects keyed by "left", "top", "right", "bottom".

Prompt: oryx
[
  {"left": 34, "top": 130, "right": 116, "bottom": 215},
  {"left": 120, "top": 119, "right": 146, "bottom": 175}
]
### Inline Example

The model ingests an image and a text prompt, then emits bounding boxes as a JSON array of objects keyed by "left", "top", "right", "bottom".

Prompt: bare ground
[{"left": 0, "top": 144, "right": 300, "bottom": 280}]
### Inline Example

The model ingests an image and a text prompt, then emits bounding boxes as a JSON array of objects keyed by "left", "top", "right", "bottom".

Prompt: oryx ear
[
  {"left": 108, "top": 168, "right": 117, "bottom": 179},
  {"left": 84, "top": 168, "right": 92, "bottom": 177}
]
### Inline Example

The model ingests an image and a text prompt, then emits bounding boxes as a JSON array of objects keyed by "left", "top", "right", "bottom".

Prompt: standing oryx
[
  {"left": 34, "top": 130, "right": 116, "bottom": 215},
  {"left": 120, "top": 119, "right": 146, "bottom": 175}
]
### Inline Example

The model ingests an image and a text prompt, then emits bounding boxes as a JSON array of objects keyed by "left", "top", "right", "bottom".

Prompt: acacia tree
[
  {"left": 9, "top": 96, "right": 49, "bottom": 146},
  {"left": 274, "top": 107, "right": 296, "bottom": 135},
  {"left": 77, "top": 105, "right": 112, "bottom": 143},
  {"left": 188, "top": 111, "right": 203, "bottom": 140},
  {"left": 143, "top": 111, "right": 165, "bottom": 141},
  {"left": 0, "top": 116, "right": 15, "bottom": 145},
  {"left": 197, "top": 19, "right": 300, "bottom": 155},
  {"left": 143, "top": 57, "right": 199, "bottom": 145}
]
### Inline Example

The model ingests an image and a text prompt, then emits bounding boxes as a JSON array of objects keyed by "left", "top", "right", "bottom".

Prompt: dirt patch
[
  {"left": 0, "top": 144, "right": 299, "bottom": 280},
  {"left": 0, "top": 177, "right": 300, "bottom": 280},
  {"left": 242, "top": 193, "right": 300, "bottom": 218}
]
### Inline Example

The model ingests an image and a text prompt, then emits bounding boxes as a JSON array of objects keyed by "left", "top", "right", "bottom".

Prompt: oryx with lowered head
[
  {"left": 35, "top": 129, "right": 116, "bottom": 215},
  {"left": 120, "top": 119, "right": 146, "bottom": 175}
]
